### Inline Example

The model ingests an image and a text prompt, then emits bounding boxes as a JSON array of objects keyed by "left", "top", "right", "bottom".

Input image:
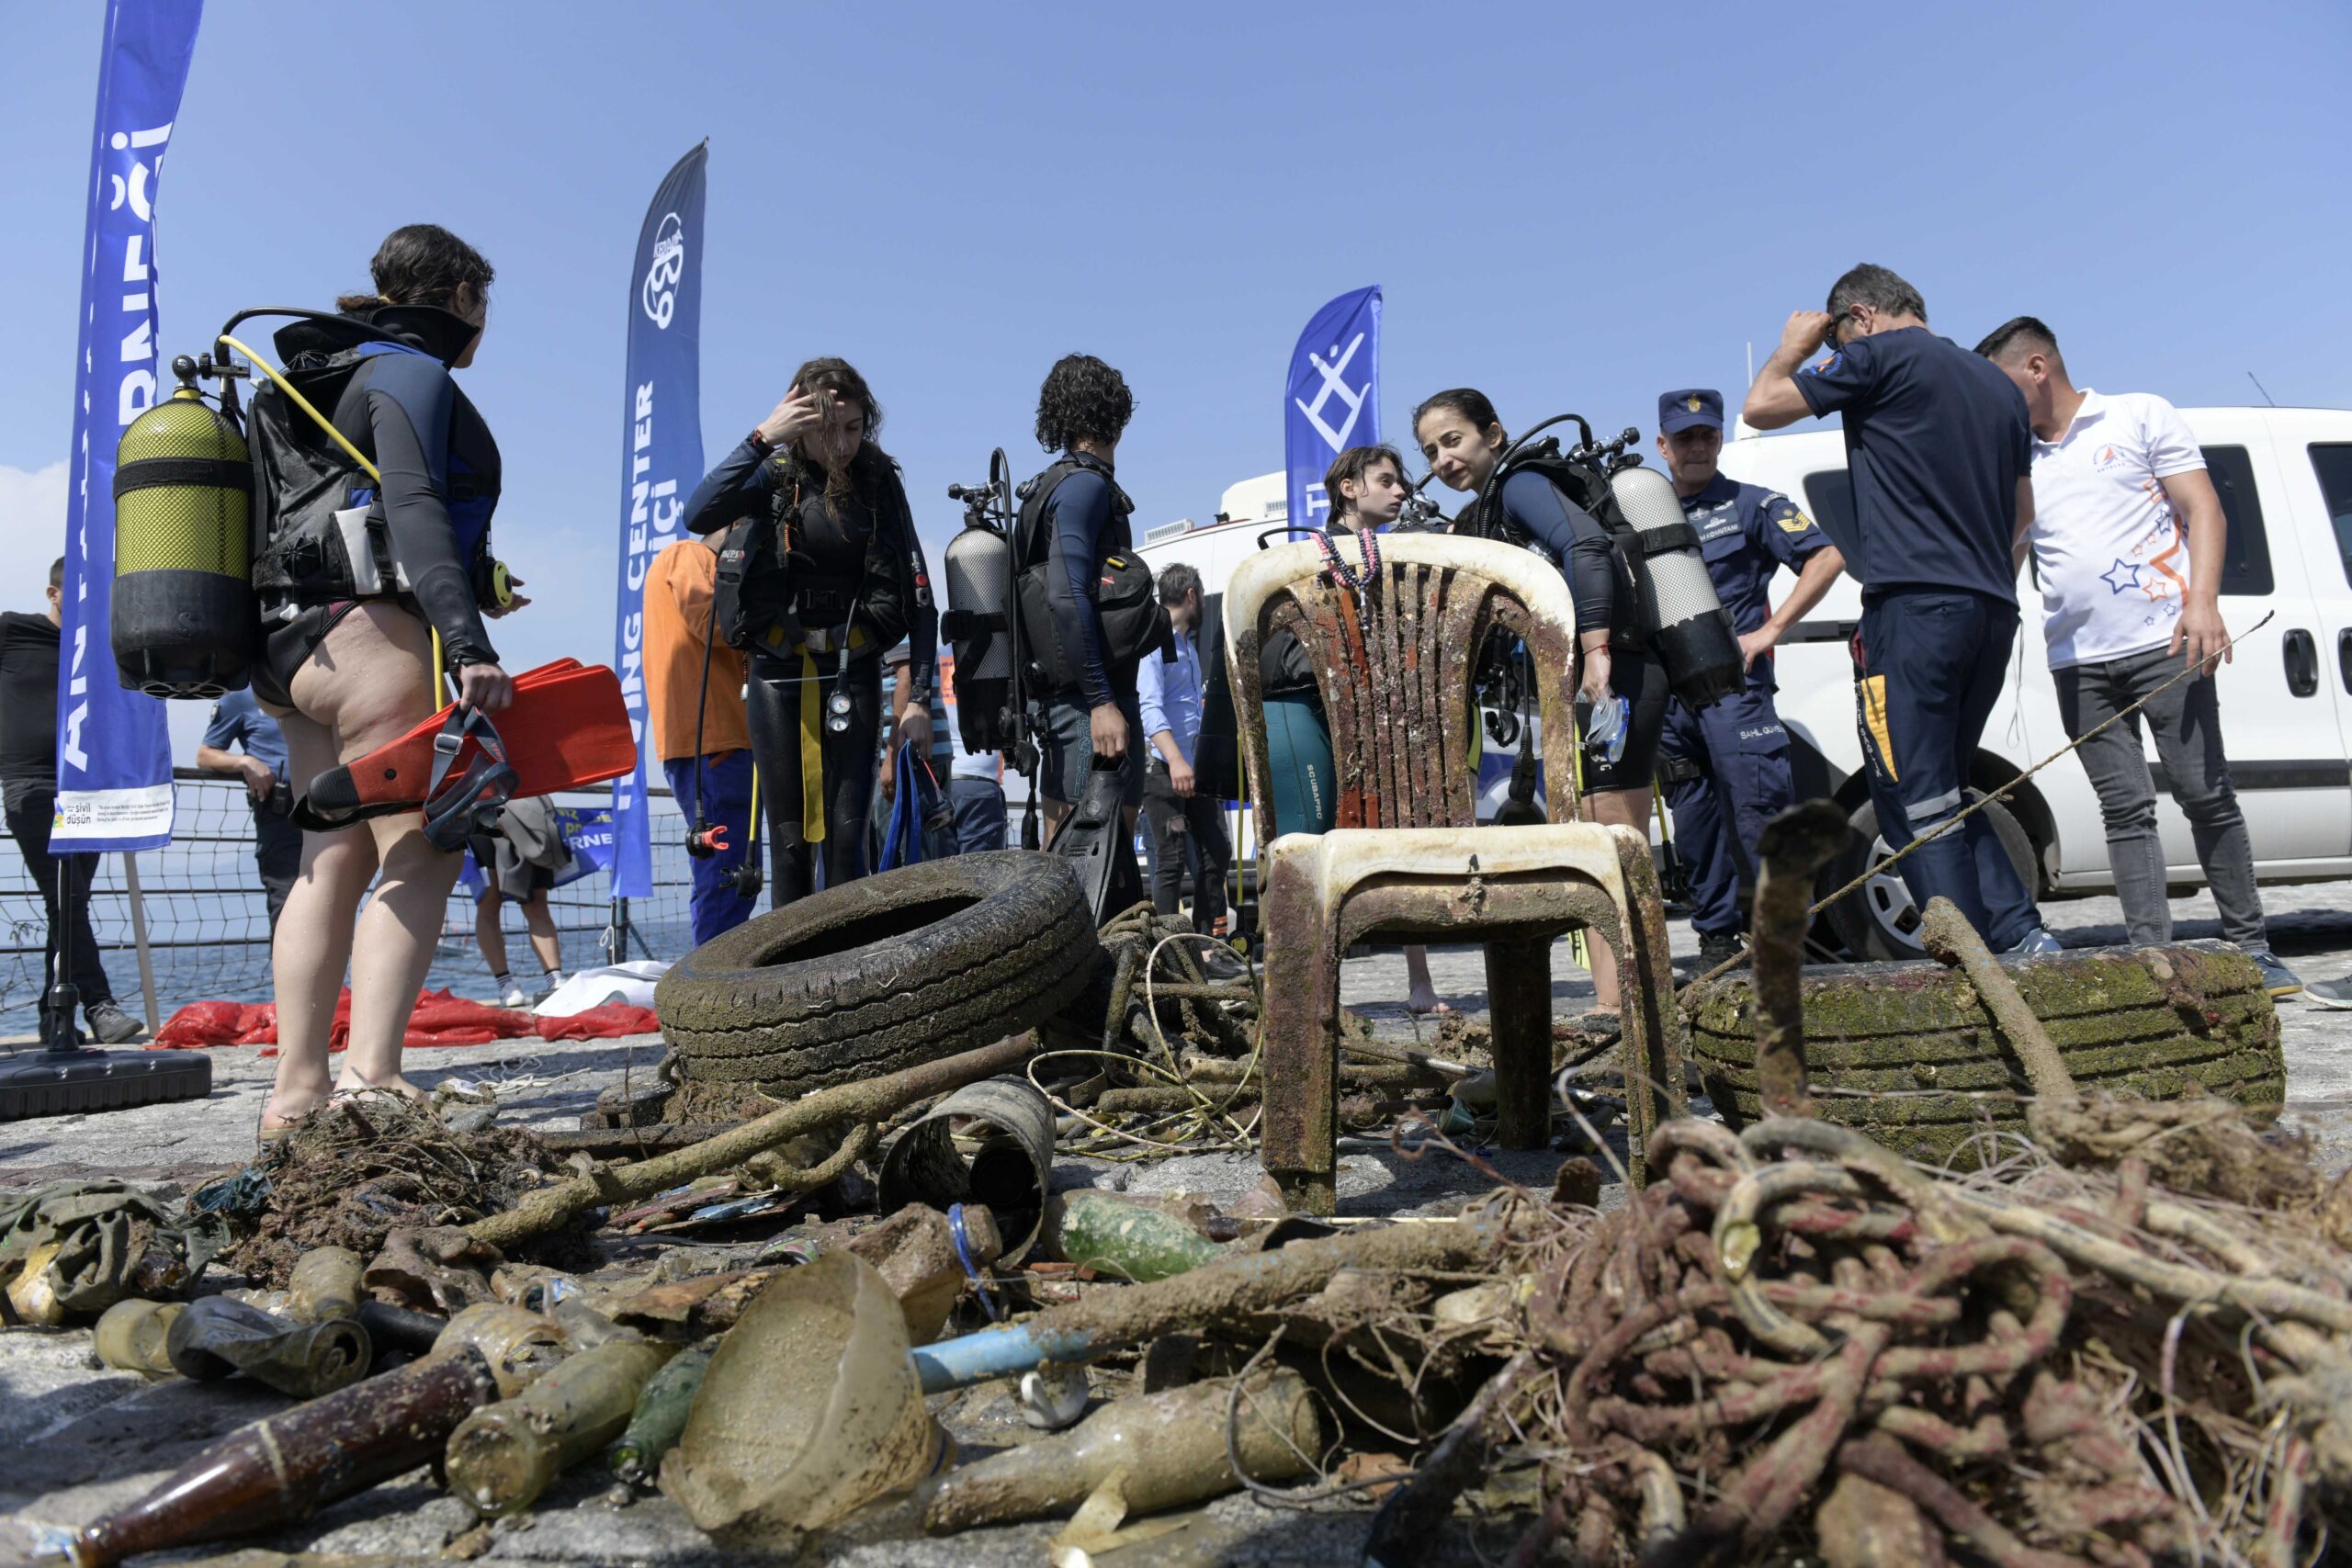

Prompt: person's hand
[
  {"left": 1089, "top": 702, "right": 1129, "bottom": 761},
  {"left": 899, "top": 704, "right": 933, "bottom": 757},
  {"left": 755, "top": 389, "right": 820, "bottom": 448},
  {"left": 457, "top": 661, "right": 514, "bottom": 714},
  {"left": 485, "top": 572, "right": 529, "bottom": 619},
  {"left": 1780, "top": 310, "right": 1836, "bottom": 359},
  {"left": 1169, "top": 756, "right": 1195, "bottom": 798},
  {"left": 238, "top": 754, "right": 277, "bottom": 805},
  {"left": 2171, "top": 598, "right": 2232, "bottom": 673},
  {"left": 1578, "top": 644, "right": 1613, "bottom": 707},
  {"left": 1736, "top": 626, "right": 1779, "bottom": 672},
  {"left": 879, "top": 755, "right": 896, "bottom": 803}
]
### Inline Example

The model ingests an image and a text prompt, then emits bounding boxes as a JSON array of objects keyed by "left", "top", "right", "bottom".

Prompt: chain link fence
[{"left": 0, "top": 772, "right": 699, "bottom": 1033}]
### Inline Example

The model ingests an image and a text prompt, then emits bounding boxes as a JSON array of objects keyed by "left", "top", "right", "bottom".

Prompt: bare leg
[
  {"left": 263, "top": 711, "right": 378, "bottom": 1130},
  {"left": 287, "top": 603, "right": 456, "bottom": 1105},
  {"left": 475, "top": 889, "right": 509, "bottom": 979},
  {"left": 1404, "top": 946, "right": 1449, "bottom": 1013},
  {"left": 524, "top": 889, "right": 561, "bottom": 975},
  {"left": 1579, "top": 786, "right": 1649, "bottom": 1014}
]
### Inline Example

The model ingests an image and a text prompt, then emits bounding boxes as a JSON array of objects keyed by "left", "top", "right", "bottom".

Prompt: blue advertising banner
[
  {"left": 458, "top": 806, "right": 614, "bottom": 897},
  {"left": 52, "top": 0, "right": 204, "bottom": 852},
  {"left": 1283, "top": 286, "right": 1382, "bottom": 537},
  {"left": 608, "top": 142, "right": 707, "bottom": 898}
]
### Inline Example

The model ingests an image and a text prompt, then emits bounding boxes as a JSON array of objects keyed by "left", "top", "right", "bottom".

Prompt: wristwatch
[{"left": 746, "top": 429, "right": 774, "bottom": 456}]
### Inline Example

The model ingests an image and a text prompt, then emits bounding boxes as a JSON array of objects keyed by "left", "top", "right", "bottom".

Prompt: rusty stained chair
[{"left": 1225, "top": 531, "right": 1685, "bottom": 1213}]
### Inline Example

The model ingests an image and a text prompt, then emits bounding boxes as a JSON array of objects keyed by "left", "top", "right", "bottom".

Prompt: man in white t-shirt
[{"left": 1978, "top": 317, "right": 2300, "bottom": 998}]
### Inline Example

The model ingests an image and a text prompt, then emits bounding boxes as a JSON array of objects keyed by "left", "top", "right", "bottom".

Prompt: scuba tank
[
  {"left": 110, "top": 355, "right": 259, "bottom": 698},
  {"left": 1604, "top": 456, "right": 1745, "bottom": 710},
  {"left": 941, "top": 448, "right": 1020, "bottom": 752},
  {"left": 1475, "top": 415, "right": 1743, "bottom": 712}
]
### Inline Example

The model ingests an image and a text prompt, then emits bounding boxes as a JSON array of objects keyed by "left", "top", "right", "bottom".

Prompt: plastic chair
[{"left": 1225, "top": 532, "right": 1684, "bottom": 1213}]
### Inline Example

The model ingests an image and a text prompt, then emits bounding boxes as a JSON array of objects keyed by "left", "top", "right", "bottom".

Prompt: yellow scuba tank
[{"left": 111, "top": 355, "right": 258, "bottom": 698}]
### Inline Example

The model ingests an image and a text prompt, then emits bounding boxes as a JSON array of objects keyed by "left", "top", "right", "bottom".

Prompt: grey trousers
[{"left": 2052, "top": 644, "right": 2267, "bottom": 951}]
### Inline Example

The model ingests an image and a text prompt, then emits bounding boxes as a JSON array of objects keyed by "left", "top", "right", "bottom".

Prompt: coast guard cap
[{"left": 1658, "top": 388, "right": 1724, "bottom": 434}]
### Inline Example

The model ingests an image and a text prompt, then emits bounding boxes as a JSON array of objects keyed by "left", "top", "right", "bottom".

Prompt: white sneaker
[{"left": 497, "top": 979, "right": 531, "bottom": 1009}]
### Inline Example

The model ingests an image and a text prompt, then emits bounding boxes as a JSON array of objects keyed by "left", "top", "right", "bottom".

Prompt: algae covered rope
[{"left": 1681, "top": 608, "right": 2278, "bottom": 995}]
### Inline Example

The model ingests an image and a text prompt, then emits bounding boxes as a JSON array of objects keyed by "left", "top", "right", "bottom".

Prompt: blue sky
[{"left": 3, "top": 1, "right": 2346, "bottom": 754}]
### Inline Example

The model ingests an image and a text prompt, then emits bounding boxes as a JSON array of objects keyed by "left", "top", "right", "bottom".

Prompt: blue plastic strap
[{"left": 947, "top": 1202, "right": 1001, "bottom": 1323}]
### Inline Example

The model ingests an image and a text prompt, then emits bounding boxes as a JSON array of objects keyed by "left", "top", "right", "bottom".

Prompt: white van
[{"left": 1718, "top": 408, "right": 2352, "bottom": 957}]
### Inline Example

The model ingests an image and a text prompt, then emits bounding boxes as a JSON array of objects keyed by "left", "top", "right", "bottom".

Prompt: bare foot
[
  {"left": 333, "top": 1071, "right": 429, "bottom": 1108},
  {"left": 260, "top": 1093, "right": 323, "bottom": 1135},
  {"left": 1405, "top": 987, "right": 1453, "bottom": 1016}
]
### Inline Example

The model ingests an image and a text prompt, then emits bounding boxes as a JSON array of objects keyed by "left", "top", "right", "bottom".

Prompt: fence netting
[{"left": 0, "top": 772, "right": 698, "bottom": 1032}]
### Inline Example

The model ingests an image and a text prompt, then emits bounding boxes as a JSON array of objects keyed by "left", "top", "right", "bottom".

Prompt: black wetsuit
[
  {"left": 681, "top": 437, "right": 935, "bottom": 906},
  {"left": 253, "top": 306, "right": 501, "bottom": 707},
  {"left": 0, "top": 612, "right": 116, "bottom": 1020}
]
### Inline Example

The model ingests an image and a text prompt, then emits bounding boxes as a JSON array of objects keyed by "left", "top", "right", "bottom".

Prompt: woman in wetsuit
[
  {"left": 1259, "top": 445, "right": 1448, "bottom": 1012},
  {"left": 681, "top": 358, "right": 936, "bottom": 907},
  {"left": 259, "top": 225, "right": 518, "bottom": 1136},
  {"left": 1414, "top": 389, "right": 1666, "bottom": 1027}
]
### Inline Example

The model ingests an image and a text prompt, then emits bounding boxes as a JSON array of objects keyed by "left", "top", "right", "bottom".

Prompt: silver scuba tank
[
  {"left": 1607, "top": 460, "right": 1745, "bottom": 710},
  {"left": 942, "top": 470, "right": 1018, "bottom": 752}
]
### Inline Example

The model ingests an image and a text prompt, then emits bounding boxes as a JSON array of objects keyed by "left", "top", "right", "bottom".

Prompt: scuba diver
[
  {"left": 254, "top": 224, "right": 519, "bottom": 1138},
  {"left": 1415, "top": 389, "right": 1667, "bottom": 1032},
  {"left": 680, "top": 357, "right": 936, "bottom": 907},
  {"left": 1258, "top": 445, "right": 1451, "bottom": 1012}
]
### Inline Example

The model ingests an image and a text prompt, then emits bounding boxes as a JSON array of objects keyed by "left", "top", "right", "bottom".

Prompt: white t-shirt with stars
[{"left": 2025, "top": 389, "right": 2209, "bottom": 671}]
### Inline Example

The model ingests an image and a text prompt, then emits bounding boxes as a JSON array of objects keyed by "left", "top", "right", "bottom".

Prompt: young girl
[
  {"left": 1260, "top": 444, "right": 1449, "bottom": 1013},
  {"left": 1414, "top": 389, "right": 1667, "bottom": 1026}
]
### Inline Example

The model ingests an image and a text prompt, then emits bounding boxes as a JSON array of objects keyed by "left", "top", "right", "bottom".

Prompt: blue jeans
[
  {"left": 664, "top": 750, "right": 757, "bottom": 947},
  {"left": 948, "top": 775, "right": 1008, "bottom": 854},
  {"left": 1659, "top": 681, "right": 1795, "bottom": 938},
  {"left": 1853, "top": 591, "right": 2041, "bottom": 948}
]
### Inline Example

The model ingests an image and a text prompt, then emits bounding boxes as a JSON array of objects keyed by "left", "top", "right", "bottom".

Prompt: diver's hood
[{"left": 271, "top": 303, "right": 480, "bottom": 367}]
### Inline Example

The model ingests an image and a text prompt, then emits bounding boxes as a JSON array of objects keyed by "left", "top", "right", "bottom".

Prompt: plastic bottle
[
  {"left": 56, "top": 1348, "right": 499, "bottom": 1567},
  {"left": 922, "top": 1369, "right": 1323, "bottom": 1531},
  {"left": 446, "top": 1337, "right": 676, "bottom": 1517},
  {"left": 1045, "top": 1192, "right": 1224, "bottom": 1282},
  {"left": 608, "top": 1345, "right": 713, "bottom": 1486}
]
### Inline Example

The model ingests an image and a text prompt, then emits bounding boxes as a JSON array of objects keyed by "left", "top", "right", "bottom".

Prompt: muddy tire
[
  {"left": 1682, "top": 941, "right": 2283, "bottom": 1165},
  {"left": 656, "top": 852, "right": 1094, "bottom": 1095}
]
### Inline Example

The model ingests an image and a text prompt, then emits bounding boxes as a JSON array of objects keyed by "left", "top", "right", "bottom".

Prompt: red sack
[
  {"left": 151, "top": 1000, "right": 243, "bottom": 1048},
  {"left": 405, "top": 988, "right": 535, "bottom": 1045},
  {"left": 233, "top": 1003, "right": 277, "bottom": 1045},
  {"left": 534, "top": 1004, "right": 661, "bottom": 1041}
]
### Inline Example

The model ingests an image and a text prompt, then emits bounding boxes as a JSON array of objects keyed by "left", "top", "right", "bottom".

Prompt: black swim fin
[{"left": 1048, "top": 761, "right": 1143, "bottom": 927}]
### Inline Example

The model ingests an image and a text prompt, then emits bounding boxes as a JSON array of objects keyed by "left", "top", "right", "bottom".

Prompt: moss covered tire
[
  {"left": 655, "top": 851, "right": 1094, "bottom": 1095},
  {"left": 1683, "top": 940, "right": 2282, "bottom": 1165}
]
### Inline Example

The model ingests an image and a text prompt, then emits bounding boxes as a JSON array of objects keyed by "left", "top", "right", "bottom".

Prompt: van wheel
[
  {"left": 1820, "top": 793, "right": 2038, "bottom": 962},
  {"left": 654, "top": 851, "right": 1096, "bottom": 1095}
]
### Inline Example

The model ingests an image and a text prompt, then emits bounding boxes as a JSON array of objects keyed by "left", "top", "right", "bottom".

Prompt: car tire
[
  {"left": 1683, "top": 941, "right": 2283, "bottom": 1165},
  {"left": 1821, "top": 792, "right": 2039, "bottom": 962},
  {"left": 655, "top": 851, "right": 1096, "bottom": 1094}
]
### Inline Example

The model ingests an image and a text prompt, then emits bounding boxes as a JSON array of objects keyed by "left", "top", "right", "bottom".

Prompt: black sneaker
[
  {"left": 85, "top": 1001, "right": 145, "bottom": 1045},
  {"left": 1697, "top": 932, "right": 1746, "bottom": 967}
]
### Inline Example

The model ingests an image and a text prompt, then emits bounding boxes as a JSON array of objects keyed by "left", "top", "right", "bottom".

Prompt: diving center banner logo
[
  {"left": 609, "top": 141, "right": 707, "bottom": 900},
  {"left": 53, "top": 0, "right": 206, "bottom": 853},
  {"left": 1283, "top": 286, "right": 1382, "bottom": 536}
]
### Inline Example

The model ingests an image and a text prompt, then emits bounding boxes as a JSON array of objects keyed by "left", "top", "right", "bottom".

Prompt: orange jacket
[{"left": 644, "top": 538, "right": 751, "bottom": 763}]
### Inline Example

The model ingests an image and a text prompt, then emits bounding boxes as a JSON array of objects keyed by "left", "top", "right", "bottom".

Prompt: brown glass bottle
[{"left": 64, "top": 1347, "right": 497, "bottom": 1567}]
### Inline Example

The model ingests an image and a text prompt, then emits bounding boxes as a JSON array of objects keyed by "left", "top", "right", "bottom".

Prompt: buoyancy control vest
[
  {"left": 717, "top": 449, "right": 920, "bottom": 657},
  {"left": 1012, "top": 454, "right": 1169, "bottom": 693},
  {"left": 247, "top": 309, "right": 503, "bottom": 615}
]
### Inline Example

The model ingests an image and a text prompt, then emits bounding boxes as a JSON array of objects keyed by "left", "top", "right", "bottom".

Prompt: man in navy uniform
[{"left": 1652, "top": 389, "right": 1846, "bottom": 964}]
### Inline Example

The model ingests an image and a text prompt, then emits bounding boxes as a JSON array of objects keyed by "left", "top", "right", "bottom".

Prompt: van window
[
  {"left": 2201, "top": 446, "right": 2272, "bottom": 595},
  {"left": 2310, "top": 445, "right": 2352, "bottom": 587}
]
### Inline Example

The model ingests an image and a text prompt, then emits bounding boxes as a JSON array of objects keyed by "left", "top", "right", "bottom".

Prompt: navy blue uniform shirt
[
  {"left": 1795, "top": 325, "right": 2031, "bottom": 604},
  {"left": 202, "top": 687, "right": 289, "bottom": 777},
  {"left": 1682, "top": 473, "right": 1831, "bottom": 687}
]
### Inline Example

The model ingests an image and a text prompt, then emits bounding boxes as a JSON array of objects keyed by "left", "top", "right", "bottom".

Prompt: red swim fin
[{"left": 295, "top": 660, "right": 635, "bottom": 829}]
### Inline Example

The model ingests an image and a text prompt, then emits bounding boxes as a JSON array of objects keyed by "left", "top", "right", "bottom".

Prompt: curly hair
[{"left": 1034, "top": 354, "right": 1135, "bottom": 453}]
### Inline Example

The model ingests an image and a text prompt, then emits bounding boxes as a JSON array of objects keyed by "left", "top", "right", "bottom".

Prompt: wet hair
[
  {"left": 49, "top": 558, "right": 64, "bottom": 591},
  {"left": 336, "top": 224, "right": 495, "bottom": 314},
  {"left": 1157, "top": 562, "right": 1203, "bottom": 607},
  {"left": 1825, "top": 264, "right": 1928, "bottom": 325},
  {"left": 782, "top": 356, "right": 887, "bottom": 502},
  {"left": 1323, "top": 444, "right": 1406, "bottom": 520},
  {"left": 1034, "top": 355, "right": 1135, "bottom": 453},
  {"left": 1411, "top": 388, "right": 1504, "bottom": 443},
  {"left": 1974, "top": 315, "right": 2063, "bottom": 369}
]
